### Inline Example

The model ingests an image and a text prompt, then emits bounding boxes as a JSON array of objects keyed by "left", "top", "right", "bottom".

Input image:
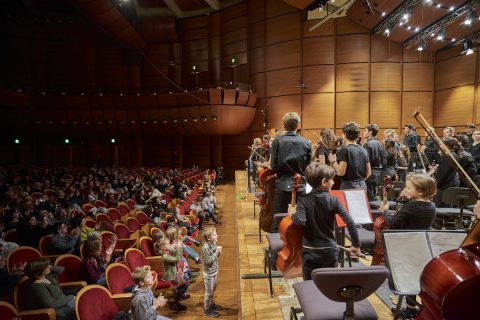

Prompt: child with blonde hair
[
  {"left": 201, "top": 226, "right": 223, "bottom": 318},
  {"left": 131, "top": 265, "right": 169, "bottom": 320}
]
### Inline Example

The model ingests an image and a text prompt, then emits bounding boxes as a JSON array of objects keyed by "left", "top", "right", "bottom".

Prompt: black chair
[
  {"left": 291, "top": 266, "right": 389, "bottom": 320},
  {"left": 435, "top": 187, "right": 476, "bottom": 229},
  {"left": 263, "top": 213, "right": 287, "bottom": 297}
]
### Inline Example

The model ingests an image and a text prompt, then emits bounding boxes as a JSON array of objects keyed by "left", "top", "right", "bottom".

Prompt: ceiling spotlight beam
[
  {"left": 404, "top": 0, "right": 480, "bottom": 49},
  {"left": 374, "top": 0, "right": 421, "bottom": 35}
]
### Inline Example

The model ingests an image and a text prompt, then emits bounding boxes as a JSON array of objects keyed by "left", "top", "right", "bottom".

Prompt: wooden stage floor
[{"left": 158, "top": 171, "right": 392, "bottom": 319}]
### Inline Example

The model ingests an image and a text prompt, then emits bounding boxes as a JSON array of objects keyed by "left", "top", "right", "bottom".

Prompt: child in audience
[
  {"left": 201, "top": 226, "right": 223, "bottom": 318},
  {"left": 152, "top": 230, "right": 165, "bottom": 256},
  {"left": 379, "top": 173, "right": 436, "bottom": 319},
  {"left": 288, "top": 162, "right": 360, "bottom": 281},
  {"left": 131, "top": 265, "right": 169, "bottom": 320},
  {"left": 162, "top": 227, "right": 189, "bottom": 311}
]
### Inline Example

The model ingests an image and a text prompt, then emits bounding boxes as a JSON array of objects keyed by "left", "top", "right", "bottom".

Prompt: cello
[
  {"left": 276, "top": 174, "right": 303, "bottom": 279},
  {"left": 257, "top": 166, "right": 276, "bottom": 233},
  {"left": 413, "top": 109, "right": 480, "bottom": 319}
]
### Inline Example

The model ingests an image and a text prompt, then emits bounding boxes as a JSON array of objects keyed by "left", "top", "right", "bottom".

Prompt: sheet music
[
  {"left": 384, "top": 232, "right": 432, "bottom": 294},
  {"left": 343, "top": 190, "right": 372, "bottom": 224},
  {"left": 427, "top": 231, "right": 466, "bottom": 258}
]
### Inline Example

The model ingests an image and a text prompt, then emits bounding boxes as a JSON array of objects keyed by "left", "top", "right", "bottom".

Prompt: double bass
[
  {"left": 413, "top": 109, "right": 480, "bottom": 319},
  {"left": 276, "top": 174, "right": 303, "bottom": 279},
  {"left": 257, "top": 166, "right": 275, "bottom": 233}
]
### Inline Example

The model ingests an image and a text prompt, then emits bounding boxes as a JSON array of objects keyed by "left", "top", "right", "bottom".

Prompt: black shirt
[
  {"left": 363, "top": 137, "right": 384, "bottom": 168},
  {"left": 404, "top": 134, "right": 419, "bottom": 152},
  {"left": 270, "top": 131, "right": 311, "bottom": 192},
  {"left": 468, "top": 143, "right": 480, "bottom": 171},
  {"left": 314, "top": 147, "right": 331, "bottom": 165},
  {"left": 337, "top": 144, "right": 369, "bottom": 182},
  {"left": 435, "top": 152, "right": 460, "bottom": 189},
  {"left": 292, "top": 189, "right": 360, "bottom": 248},
  {"left": 383, "top": 201, "right": 436, "bottom": 229}
]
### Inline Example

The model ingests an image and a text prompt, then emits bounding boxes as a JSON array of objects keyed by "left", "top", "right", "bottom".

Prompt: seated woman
[
  {"left": 24, "top": 258, "right": 76, "bottom": 320},
  {"left": 80, "top": 237, "right": 115, "bottom": 287}
]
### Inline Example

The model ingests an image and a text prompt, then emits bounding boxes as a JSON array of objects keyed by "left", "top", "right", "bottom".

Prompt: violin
[
  {"left": 276, "top": 174, "right": 304, "bottom": 278},
  {"left": 413, "top": 109, "right": 480, "bottom": 319},
  {"left": 372, "top": 176, "right": 393, "bottom": 265}
]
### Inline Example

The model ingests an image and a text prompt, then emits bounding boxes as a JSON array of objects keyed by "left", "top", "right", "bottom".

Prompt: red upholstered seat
[
  {"left": 139, "top": 237, "right": 155, "bottom": 257},
  {"left": 14, "top": 276, "right": 29, "bottom": 311},
  {"left": 102, "top": 231, "right": 136, "bottom": 251},
  {"left": 102, "top": 220, "right": 115, "bottom": 233},
  {"left": 136, "top": 211, "right": 149, "bottom": 226},
  {"left": 95, "top": 200, "right": 108, "bottom": 208},
  {"left": 117, "top": 203, "right": 130, "bottom": 216},
  {"left": 82, "top": 204, "right": 95, "bottom": 213},
  {"left": 3, "top": 229, "right": 16, "bottom": 243},
  {"left": 55, "top": 254, "right": 83, "bottom": 283},
  {"left": 96, "top": 213, "right": 111, "bottom": 223},
  {"left": 38, "top": 235, "right": 53, "bottom": 256},
  {"left": 114, "top": 223, "right": 131, "bottom": 239},
  {"left": 105, "top": 263, "right": 135, "bottom": 295},
  {"left": 150, "top": 227, "right": 161, "bottom": 237},
  {"left": 108, "top": 208, "right": 121, "bottom": 221},
  {"left": 75, "top": 285, "right": 119, "bottom": 320},
  {"left": 126, "top": 199, "right": 136, "bottom": 210},
  {"left": 7, "top": 247, "right": 41, "bottom": 274},
  {"left": 125, "top": 248, "right": 171, "bottom": 290},
  {"left": 84, "top": 218, "right": 96, "bottom": 228},
  {"left": 0, "top": 300, "right": 55, "bottom": 320},
  {"left": 126, "top": 217, "right": 141, "bottom": 232}
]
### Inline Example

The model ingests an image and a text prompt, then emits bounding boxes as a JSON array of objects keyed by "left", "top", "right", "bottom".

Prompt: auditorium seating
[
  {"left": 75, "top": 285, "right": 121, "bottom": 319},
  {"left": 7, "top": 247, "right": 41, "bottom": 274},
  {"left": 0, "top": 300, "right": 55, "bottom": 320},
  {"left": 124, "top": 248, "right": 171, "bottom": 290}
]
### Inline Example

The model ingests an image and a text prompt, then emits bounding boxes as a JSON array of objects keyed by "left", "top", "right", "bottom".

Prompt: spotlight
[
  {"left": 415, "top": 27, "right": 419, "bottom": 32},
  {"left": 202, "top": 116, "right": 208, "bottom": 122},
  {"left": 450, "top": 7, "right": 454, "bottom": 11},
  {"left": 14, "top": 138, "right": 20, "bottom": 144},
  {"left": 192, "top": 65, "right": 198, "bottom": 73},
  {"left": 436, "top": 4, "right": 441, "bottom": 9},
  {"left": 163, "top": 119, "right": 168, "bottom": 124},
  {"left": 403, "top": 12, "right": 410, "bottom": 21},
  {"left": 382, "top": 12, "right": 386, "bottom": 16},
  {"left": 464, "top": 40, "right": 474, "bottom": 55},
  {"left": 231, "top": 57, "right": 237, "bottom": 65},
  {"left": 464, "top": 11, "right": 476, "bottom": 26},
  {"left": 173, "top": 119, "right": 178, "bottom": 123},
  {"left": 64, "top": 138, "right": 70, "bottom": 144},
  {"left": 385, "top": 28, "right": 390, "bottom": 35},
  {"left": 212, "top": 115, "right": 217, "bottom": 121},
  {"left": 183, "top": 118, "right": 188, "bottom": 122},
  {"left": 417, "top": 39, "right": 426, "bottom": 51},
  {"left": 193, "top": 117, "right": 198, "bottom": 122},
  {"left": 111, "top": 138, "right": 116, "bottom": 144},
  {"left": 436, "top": 27, "right": 446, "bottom": 40}
]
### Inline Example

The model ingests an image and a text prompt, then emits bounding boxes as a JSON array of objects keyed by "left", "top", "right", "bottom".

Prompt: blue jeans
[
  {"left": 157, "top": 315, "right": 171, "bottom": 320},
  {"left": 183, "top": 245, "right": 199, "bottom": 261}
]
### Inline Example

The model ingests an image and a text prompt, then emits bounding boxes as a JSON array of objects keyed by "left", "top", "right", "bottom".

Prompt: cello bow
[{"left": 413, "top": 109, "right": 480, "bottom": 245}]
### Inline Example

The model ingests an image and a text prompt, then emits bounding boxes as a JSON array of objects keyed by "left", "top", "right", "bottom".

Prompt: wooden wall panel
[
  {"left": 266, "top": 68, "right": 301, "bottom": 96},
  {"left": 370, "top": 92, "right": 401, "bottom": 128},
  {"left": 436, "top": 46, "right": 463, "bottom": 62},
  {"left": 265, "top": 40, "right": 301, "bottom": 70},
  {"left": 336, "top": 34, "right": 370, "bottom": 63},
  {"left": 223, "top": 40, "right": 248, "bottom": 57},
  {"left": 302, "top": 93, "right": 334, "bottom": 128},
  {"left": 251, "top": 73, "right": 265, "bottom": 98},
  {"left": 371, "top": 63, "right": 401, "bottom": 91},
  {"left": 266, "top": 12, "right": 301, "bottom": 45},
  {"left": 303, "top": 19, "right": 335, "bottom": 37},
  {"left": 435, "top": 54, "right": 476, "bottom": 90},
  {"left": 402, "top": 92, "right": 433, "bottom": 126},
  {"left": 266, "top": 95, "right": 301, "bottom": 129},
  {"left": 303, "top": 65, "right": 335, "bottom": 93},
  {"left": 336, "top": 17, "right": 369, "bottom": 35},
  {"left": 336, "top": 63, "right": 369, "bottom": 92},
  {"left": 403, "top": 63, "right": 434, "bottom": 92},
  {"left": 249, "top": 47, "right": 264, "bottom": 74},
  {"left": 370, "top": 35, "right": 402, "bottom": 62},
  {"left": 248, "top": 0, "right": 265, "bottom": 24},
  {"left": 434, "top": 86, "right": 475, "bottom": 127},
  {"left": 248, "top": 21, "right": 265, "bottom": 49},
  {"left": 403, "top": 48, "right": 435, "bottom": 63},
  {"left": 303, "top": 37, "right": 335, "bottom": 65},
  {"left": 336, "top": 92, "right": 369, "bottom": 127},
  {"left": 265, "top": 0, "right": 298, "bottom": 19},
  {"left": 222, "top": 28, "right": 247, "bottom": 45}
]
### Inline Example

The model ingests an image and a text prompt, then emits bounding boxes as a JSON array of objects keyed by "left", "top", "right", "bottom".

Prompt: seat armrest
[
  {"left": 17, "top": 307, "right": 56, "bottom": 320},
  {"left": 146, "top": 256, "right": 165, "bottom": 274},
  {"left": 116, "top": 238, "right": 137, "bottom": 250},
  {"left": 112, "top": 293, "right": 133, "bottom": 311},
  {"left": 59, "top": 281, "right": 88, "bottom": 290}
]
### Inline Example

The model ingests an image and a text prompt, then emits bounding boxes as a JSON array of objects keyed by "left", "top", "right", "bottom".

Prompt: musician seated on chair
[
  {"left": 287, "top": 162, "right": 360, "bottom": 281},
  {"left": 378, "top": 173, "right": 436, "bottom": 319}
]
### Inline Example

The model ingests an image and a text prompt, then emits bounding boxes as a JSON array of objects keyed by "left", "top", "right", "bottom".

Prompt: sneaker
[
  {"left": 391, "top": 307, "right": 418, "bottom": 319},
  {"left": 204, "top": 308, "right": 220, "bottom": 318},
  {"left": 211, "top": 303, "right": 224, "bottom": 311},
  {"left": 170, "top": 302, "right": 187, "bottom": 311},
  {"left": 195, "top": 240, "right": 202, "bottom": 247},
  {"left": 195, "top": 257, "right": 203, "bottom": 264}
]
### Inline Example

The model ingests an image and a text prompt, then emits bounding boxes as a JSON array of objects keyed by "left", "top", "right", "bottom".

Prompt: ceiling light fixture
[{"left": 417, "top": 39, "right": 426, "bottom": 51}]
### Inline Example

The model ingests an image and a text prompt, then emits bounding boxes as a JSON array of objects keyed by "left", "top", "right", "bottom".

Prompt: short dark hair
[
  {"left": 305, "top": 162, "right": 335, "bottom": 188},
  {"left": 466, "top": 123, "right": 475, "bottom": 129},
  {"left": 283, "top": 112, "right": 300, "bottom": 131},
  {"left": 24, "top": 258, "right": 50, "bottom": 280},
  {"left": 455, "top": 134, "right": 469, "bottom": 148},
  {"left": 342, "top": 122, "right": 360, "bottom": 141},
  {"left": 365, "top": 124, "right": 379, "bottom": 136},
  {"left": 405, "top": 123, "right": 414, "bottom": 129}
]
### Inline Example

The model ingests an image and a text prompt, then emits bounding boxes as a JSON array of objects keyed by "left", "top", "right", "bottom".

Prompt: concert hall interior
[{"left": 1, "top": 0, "right": 480, "bottom": 319}]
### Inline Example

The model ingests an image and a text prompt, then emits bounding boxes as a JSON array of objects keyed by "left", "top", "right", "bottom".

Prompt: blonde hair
[
  {"left": 406, "top": 174, "right": 437, "bottom": 199},
  {"left": 253, "top": 138, "right": 261, "bottom": 146},
  {"left": 203, "top": 226, "right": 217, "bottom": 242},
  {"left": 383, "top": 129, "right": 396, "bottom": 139},
  {"left": 165, "top": 226, "right": 179, "bottom": 243},
  {"left": 132, "top": 265, "right": 151, "bottom": 285},
  {"left": 283, "top": 112, "right": 300, "bottom": 131}
]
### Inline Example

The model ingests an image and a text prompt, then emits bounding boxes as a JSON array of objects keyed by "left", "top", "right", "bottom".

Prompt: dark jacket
[
  {"left": 384, "top": 201, "right": 436, "bottom": 229},
  {"left": 131, "top": 286, "right": 160, "bottom": 320}
]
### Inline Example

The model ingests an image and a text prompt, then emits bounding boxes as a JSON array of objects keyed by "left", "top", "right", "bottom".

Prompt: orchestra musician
[
  {"left": 468, "top": 130, "right": 480, "bottom": 174},
  {"left": 313, "top": 128, "right": 336, "bottom": 165},
  {"left": 431, "top": 137, "right": 460, "bottom": 207},
  {"left": 328, "top": 122, "right": 371, "bottom": 190},
  {"left": 379, "top": 173, "right": 437, "bottom": 319},
  {"left": 363, "top": 124, "right": 384, "bottom": 201},
  {"left": 269, "top": 112, "right": 311, "bottom": 269},
  {"left": 288, "top": 162, "right": 360, "bottom": 280},
  {"left": 465, "top": 123, "right": 475, "bottom": 148}
]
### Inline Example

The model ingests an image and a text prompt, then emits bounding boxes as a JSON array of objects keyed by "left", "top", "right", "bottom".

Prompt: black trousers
[
  {"left": 366, "top": 169, "right": 381, "bottom": 201},
  {"left": 302, "top": 247, "right": 339, "bottom": 281}
]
